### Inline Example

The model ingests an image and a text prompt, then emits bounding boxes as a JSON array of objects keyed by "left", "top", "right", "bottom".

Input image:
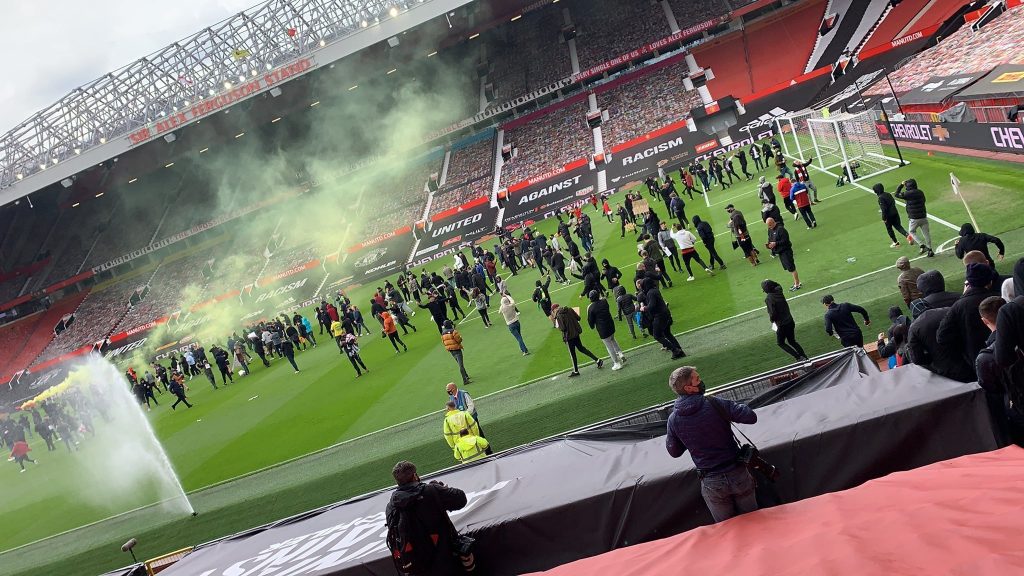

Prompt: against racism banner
[{"left": 500, "top": 166, "right": 598, "bottom": 229}]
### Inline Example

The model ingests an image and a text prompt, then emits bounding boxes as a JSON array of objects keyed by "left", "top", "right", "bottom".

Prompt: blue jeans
[
  {"left": 700, "top": 465, "right": 758, "bottom": 523},
  {"left": 508, "top": 321, "right": 529, "bottom": 354}
]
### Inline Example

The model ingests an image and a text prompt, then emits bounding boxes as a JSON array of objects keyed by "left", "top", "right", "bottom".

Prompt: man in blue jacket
[{"left": 665, "top": 366, "right": 758, "bottom": 522}]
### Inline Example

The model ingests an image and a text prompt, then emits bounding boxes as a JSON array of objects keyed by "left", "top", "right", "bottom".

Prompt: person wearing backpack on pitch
[{"left": 386, "top": 461, "right": 472, "bottom": 576}]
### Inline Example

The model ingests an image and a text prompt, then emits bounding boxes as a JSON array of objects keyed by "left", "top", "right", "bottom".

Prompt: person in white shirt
[{"left": 670, "top": 223, "right": 713, "bottom": 281}]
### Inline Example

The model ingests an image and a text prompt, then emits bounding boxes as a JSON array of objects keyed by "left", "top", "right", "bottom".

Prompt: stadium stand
[
  {"left": 499, "top": 102, "right": 592, "bottom": 187},
  {"left": 356, "top": 159, "right": 437, "bottom": 237},
  {"left": 262, "top": 244, "right": 320, "bottom": 279},
  {"left": 0, "top": 315, "right": 41, "bottom": 370},
  {"left": 431, "top": 178, "right": 492, "bottom": 216},
  {"left": 598, "top": 61, "right": 702, "bottom": 150},
  {"left": 34, "top": 280, "right": 142, "bottom": 363},
  {"left": 570, "top": 0, "right": 672, "bottom": 71},
  {"left": 694, "top": 0, "right": 827, "bottom": 101},
  {"left": 443, "top": 138, "right": 494, "bottom": 190},
  {"left": 668, "top": 0, "right": 733, "bottom": 31},
  {"left": 487, "top": 9, "right": 572, "bottom": 106},
  {"left": 860, "top": 0, "right": 968, "bottom": 54},
  {"left": 113, "top": 252, "right": 211, "bottom": 333},
  {"left": 865, "top": 4, "right": 1024, "bottom": 96},
  {"left": 7, "top": 290, "right": 91, "bottom": 374}
]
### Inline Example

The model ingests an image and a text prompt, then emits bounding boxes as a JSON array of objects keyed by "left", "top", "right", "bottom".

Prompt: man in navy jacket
[{"left": 665, "top": 366, "right": 758, "bottom": 522}]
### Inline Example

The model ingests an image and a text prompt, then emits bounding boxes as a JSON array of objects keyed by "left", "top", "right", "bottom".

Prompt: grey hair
[{"left": 669, "top": 366, "right": 697, "bottom": 394}]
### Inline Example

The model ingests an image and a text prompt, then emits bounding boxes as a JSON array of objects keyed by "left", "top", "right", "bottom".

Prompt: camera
[{"left": 737, "top": 444, "right": 779, "bottom": 482}]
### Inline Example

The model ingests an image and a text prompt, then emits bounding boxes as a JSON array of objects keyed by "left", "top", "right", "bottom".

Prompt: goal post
[
  {"left": 802, "top": 111, "right": 904, "bottom": 183},
  {"left": 774, "top": 109, "right": 822, "bottom": 161}
]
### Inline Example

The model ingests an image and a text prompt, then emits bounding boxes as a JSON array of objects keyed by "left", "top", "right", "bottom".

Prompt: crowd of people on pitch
[{"left": 5, "top": 387, "right": 108, "bottom": 473}]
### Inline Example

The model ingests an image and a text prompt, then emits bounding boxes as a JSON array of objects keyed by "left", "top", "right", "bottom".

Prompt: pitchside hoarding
[
  {"left": 876, "top": 120, "right": 1024, "bottom": 155},
  {"left": 500, "top": 166, "right": 598, "bottom": 228},
  {"left": 411, "top": 197, "right": 499, "bottom": 267},
  {"left": 341, "top": 227, "right": 416, "bottom": 283}
]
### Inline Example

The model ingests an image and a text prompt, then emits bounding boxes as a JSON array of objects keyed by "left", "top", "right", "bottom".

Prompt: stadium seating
[
  {"left": 34, "top": 280, "right": 142, "bottom": 364},
  {"left": 499, "top": 102, "right": 593, "bottom": 187},
  {"left": 865, "top": 5, "right": 1024, "bottom": 96},
  {"left": 861, "top": 0, "right": 967, "bottom": 54},
  {"left": 668, "top": 0, "right": 733, "bottom": 31},
  {"left": 431, "top": 178, "right": 492, "bottom": 217},
  {"left": 0, "top": 314, "right": 41, "bottom": 370},
  {"left": 571, "top": 0, "right": 672, "bottom": 71},
  {"left": 7, "top": 290, "right": 91, "bottom": 374},
  {"left": 487, "top": 10, "right": 573, "bottom": 106},
  {"left": 443, "top": 139, "right": 494, "bottom": 190},
  {"left": 263, "top": 244, "right": 320, "bottom": 279},
  {"left": 113, "top": 252, "right": 211, "bottom": 333},
  {"left": 598, "top": 62, "right": 702, "bottom": 150},
  {"left": 694, "top": 0, "right": 827, "bottom": 101}
]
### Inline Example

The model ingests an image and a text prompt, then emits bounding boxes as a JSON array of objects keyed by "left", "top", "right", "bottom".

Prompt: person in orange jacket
[{"left": 381, "top": 311, "right": 408, "bottom": 353}]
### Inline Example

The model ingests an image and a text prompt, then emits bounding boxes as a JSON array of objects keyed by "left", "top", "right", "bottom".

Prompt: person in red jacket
[
  {"left": 381, "top": 311, "right": 408, "bottom": 353},
  {"left": 9, "top": 440, "right": 36, "bottom": 472},
  {"left": 776, "top": 175, "right": 798, "bottom": 220},
  {"left": 789, "top": 177, "right": 818, "bottom": 229}
]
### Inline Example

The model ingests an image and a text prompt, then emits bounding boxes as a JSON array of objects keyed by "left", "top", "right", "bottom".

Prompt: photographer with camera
[
  {"left": 386, "top": 461, "right": 476, "bottom": 575},
  {"left": 665, "top": 366, "right": 761, "bottom": 523}
]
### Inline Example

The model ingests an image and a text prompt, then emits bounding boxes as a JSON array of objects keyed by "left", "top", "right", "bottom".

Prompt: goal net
[
  {"left": 805, "top": 111, "right": 903, "bottom": 183},
  {"left": 774, "top": 109, "right": 821, "bottom": 161}
]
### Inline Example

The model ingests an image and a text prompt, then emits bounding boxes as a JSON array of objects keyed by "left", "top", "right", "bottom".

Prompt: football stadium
[{"left": 2, "top": 0, "right": 1024, "bottom": 574}]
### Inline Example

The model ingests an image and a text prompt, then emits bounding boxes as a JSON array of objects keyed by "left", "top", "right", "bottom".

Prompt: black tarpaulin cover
[
  {"left": 159, "top": 366, "right": 997, "bottom": 576},
  {"left": 952, "top": 63, "right": 1024, "bottom": 100},
  {"left": 898, "top": 72, "right": 986, "bottom": 104}
]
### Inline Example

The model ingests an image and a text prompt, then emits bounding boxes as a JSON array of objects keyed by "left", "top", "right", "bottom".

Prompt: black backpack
[{"left": 387, "top": 490, "right": 440, "bottom": 575}]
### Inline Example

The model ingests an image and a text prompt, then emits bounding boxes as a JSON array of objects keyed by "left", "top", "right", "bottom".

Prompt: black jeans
[
  {"left": 284, "top": 353, "right": 299, "bottom": 371},
  {"left": 681, "top": 250, "right": 710, "bottom": 276},
  {"left": 775, "top": 321, "right": 806, "bottom": 360},
  {"left": 884, "top": 216, "right": 910, "bottom": 243},
  {"left": 666, "top": 249, "right": 682, "bottom": 272},
  {"left": 347, "top": 353, "right": 367, "bottom": 375},
  {"left": 839, "top": 331, "right": 865, "bottom": 348},
  {"left": 387, "top": 332, "right": 407, "bottom": 352},
  {"left": 450, "top": 349, "right": 470, "bottom": 384},
  {"left": 566, "top": 337, "right": 599, "bottom": 372},
  {"left": 704, "top": 240, "right": 725, "bottom": 268},
  {"left": 652, "top": 316, "right": 682, "bottom": 354}
]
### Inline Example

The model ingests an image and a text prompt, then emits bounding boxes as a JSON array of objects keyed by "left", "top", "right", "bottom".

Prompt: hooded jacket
[
  {"left": 554, "top": 305, "right": 584, "bottom": 341},
  {"left": 907, "top": 307, "right": 973, "bottom": 382},
  {"left": 586, "top": 294, "right": 616, "bottom": 339},
  {"left": 936, "top": 282, "right": 1001, "bottom": 377},
  {"left": 954, "top": 223, "right": 1005, "bottom": 265},
  {"left": 665, "top": 392, "right": 757, "bottom": 474},
  {"left": 873, "top": 183, "right": 900, "bottom": 220},
  {"left": 895, "top": 179, "right": 927, "bottom": 219},
  {"left": 441, "top": 327, "right": 463, "bottom": 351},
  {"left": 692, "top": 216, "right": 715, "bottom": 245},
  {"left": 385, "top": 482, "right": 467, "bottom": 575},
  {"left": 909, "top": 270, "right": 960, "bottom": 318},
  {"left": 613, "top": 284, "right": 637, "bottom": 316},
  {"left": 762, "top": 280, "right": 794, "bottom": 326}
]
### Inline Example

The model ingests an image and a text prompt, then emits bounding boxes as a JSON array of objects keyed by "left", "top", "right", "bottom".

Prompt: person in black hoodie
[
  {"left": 691, "top": 216, "right": 726, "bottom": 270},
  {"left": 954, "top": 223, "right": 1005, "bottom": 268},
  {"left": 418, "top": 292, "right": 449, "bottom": 333},
  {"left": 640, "top": 277, "right": 685, "bottom": 359},
  {"left": 909, "top": 270, "right": 960, "bottom": 319},
  {"left": 977, "top": 296, "right": 1010, "bottom": 445},
  {"left": 601, "top": 259, "right": 622, "bottom": 291},
  {"left": 385, "top": 461, "right": 468, "bottom": 576},
  {"left": 894, "top": 178, "right": 933, "bottom": 257},
  {"left": 762, "top": 280, "right": 807, "bottom": 361},
  {"left": 532, "top": 276, "right": 553, "bottom": 318},
  {"left": 936, "top": 263, "right": 1001, "bottom": 378},
  {"left": 587, "top": 290, "right": 625, "bottom": 370},
  {"left": 872, "top": 183, "right": 910, "bottom": 248},
  {"left": 553, "top": 303, "right": 603, "bottom": 377}
]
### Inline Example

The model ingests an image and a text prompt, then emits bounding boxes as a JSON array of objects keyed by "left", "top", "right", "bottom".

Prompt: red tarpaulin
[{"left": 528, "top": 446, "right": 1024, "bottom": 576}]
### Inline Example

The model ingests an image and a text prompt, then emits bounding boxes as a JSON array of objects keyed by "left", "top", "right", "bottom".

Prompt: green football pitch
[{"left": 2, "top": 146, "right": 1022, "bottom": 576}]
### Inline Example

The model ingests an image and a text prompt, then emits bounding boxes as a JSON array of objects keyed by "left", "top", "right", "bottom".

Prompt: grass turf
[{"left": 1, "top": 146, "right": 1022, "bottom": 575}]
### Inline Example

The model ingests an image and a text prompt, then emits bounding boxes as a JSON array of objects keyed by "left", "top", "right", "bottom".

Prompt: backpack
[{"left": 387, "top": 488, "right": 445, "bottom": 575}]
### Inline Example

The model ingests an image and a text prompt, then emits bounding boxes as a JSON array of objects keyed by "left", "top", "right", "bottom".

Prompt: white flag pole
[{"left": 950, "top": 172, "right": 979, "bottom": 232}]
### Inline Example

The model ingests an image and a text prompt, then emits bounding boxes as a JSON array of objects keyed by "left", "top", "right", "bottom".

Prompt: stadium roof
[{"left": 0, "top": 0, "right": 478, "bottom": 206}]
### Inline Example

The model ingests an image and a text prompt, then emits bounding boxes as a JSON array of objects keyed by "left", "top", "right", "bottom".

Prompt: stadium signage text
[
  {"left": 879, "top": 120, "right": 1024, "bottom": 156},
  {"left": 423, "top": 79, "right": 574, "bottom": 141},
  {"left": 621, "top": 136, "right": 688, "bottom": 165},
  {"left": 431, "top": 213, "right": 483, "bottom": 237},
  {"left": 127, "top": 58, "right": 315, "bottom": 146},
  {"left": 991, "top": 126, "right": 1024, "bottom": 150},
  {"left": 518, "top": 175, "right": 583, "bottom": 204},
  {"left": 254, "top": 278, "right": 310, "bottom": 304}
]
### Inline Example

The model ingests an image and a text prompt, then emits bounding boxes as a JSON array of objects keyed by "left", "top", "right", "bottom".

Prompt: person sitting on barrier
[{"left": 665, "top": 366, "right": 759, "bottom": 523}]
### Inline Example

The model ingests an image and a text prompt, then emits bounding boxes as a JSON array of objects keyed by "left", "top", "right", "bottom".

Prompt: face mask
[{"left": 697, "top": 380, "right": 706, "bottom": 394}]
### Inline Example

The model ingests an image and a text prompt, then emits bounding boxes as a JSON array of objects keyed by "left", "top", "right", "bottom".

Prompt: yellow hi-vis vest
[
  {"left": 443, "top": 410, "right": 479, "bottom": 448},
  {"left": 454, "top": 434, "right": 490, "bottom": 463}
]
